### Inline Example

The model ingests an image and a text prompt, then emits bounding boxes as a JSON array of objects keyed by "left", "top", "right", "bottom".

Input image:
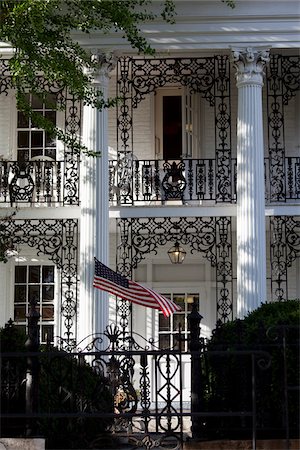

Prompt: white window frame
[
  {"left": 11, "top": 93, "right": 64, "bottom": 162},
  {"left": 13, "top": 261, "right": 57, "bottom": 344},
  {"left": 155, "top": 87, "right": 201, "bottom": 160}
]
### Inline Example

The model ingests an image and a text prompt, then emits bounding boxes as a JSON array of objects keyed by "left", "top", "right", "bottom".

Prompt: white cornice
[{"left": 72, "top": 0, "right": 300, "bottom": 52}]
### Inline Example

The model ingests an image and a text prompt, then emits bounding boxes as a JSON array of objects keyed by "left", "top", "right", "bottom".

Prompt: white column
[
  {"left": 78, "top": 52, "right": 116, "bottom": 342},
  {"left": 232, "top": 47, "right": 270, "bottom": 318}
]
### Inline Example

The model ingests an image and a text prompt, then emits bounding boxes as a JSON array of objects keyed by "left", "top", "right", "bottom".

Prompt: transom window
[
  {"left": 17, "top": 93, "right": 57, "bottom": 163},
  {"left": 14, "top": 265, "right": 55, "bottom": 343},
  {"left": 158, "top": 293, "right": 200, "bottom": 350}
]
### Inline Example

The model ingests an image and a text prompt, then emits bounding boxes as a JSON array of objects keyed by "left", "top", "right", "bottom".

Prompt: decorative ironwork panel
[
  {"left": 64, "top": 93, "right": 81, "bottom": 205},
  {"left": 116, "top": 217, "right": 233, "bottom": 328},
  {"left": 215, "top": 217, "right": 233, "bottom": 321},
  {"left": 2, "top": 219, "right": 78, "bottom": 344},
  {"left": 57, "top": 325, "right": 184, "bottom": 449},
  {"left": 116, "top": 56, "right": 232, "bottom": 205},
  {"left": 269, "top": 216, "right": 300, "bottom": 301},
  {"left": 214, "top": 56, "right": 232, "bottom": 202},
  {"left": 0, "top": 160, "right": 65, "bottom": 205},
  {"left": 0, "top": 58, "right": 13, "bottom": 94},
  {"left": 266, "top": 55, "right": 300, "bottom": 202},
  {"left": 0, "top": 59, "right": 80, "bottom": 206},
  {"left": 109, "top": 158, "right": 242, "bottom": 205}
]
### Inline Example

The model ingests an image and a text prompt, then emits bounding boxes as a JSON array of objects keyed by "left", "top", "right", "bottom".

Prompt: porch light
[{"left": 168, "top": 242, "right": 186, "bottom": 264}]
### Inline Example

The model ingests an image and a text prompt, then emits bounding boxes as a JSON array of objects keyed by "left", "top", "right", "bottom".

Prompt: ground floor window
[
  {"left": 14, "top": 265, "right": 55, "bottom": 343},
  {"left": 158, "top": 292, "right": 199, "bottom": 350}
]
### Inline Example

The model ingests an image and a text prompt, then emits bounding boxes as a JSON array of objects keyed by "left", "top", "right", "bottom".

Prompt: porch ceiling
[{"left": 72, "top": 0, "right": 300, "bottom": 53}]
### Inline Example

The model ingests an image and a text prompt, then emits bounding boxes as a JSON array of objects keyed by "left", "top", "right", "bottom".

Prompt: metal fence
[{"left": 1, "top": 306, "right": 299, "bottom": 450}]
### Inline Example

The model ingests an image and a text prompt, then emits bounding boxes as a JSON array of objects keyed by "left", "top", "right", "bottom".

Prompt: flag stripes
[{"left": 93, "top": 258, "right": 181, "bottom": 317}]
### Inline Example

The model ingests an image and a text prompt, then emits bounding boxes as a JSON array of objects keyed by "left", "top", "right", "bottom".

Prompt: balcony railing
[
  {"left": 109, "top": 157, "right": 300, "bottom": 206},
  {"left": 0, "top": 160, "right": 67, "bottom": 205},
  {"left": 1, "top": 157, "right": 298, "bottom": 207}
]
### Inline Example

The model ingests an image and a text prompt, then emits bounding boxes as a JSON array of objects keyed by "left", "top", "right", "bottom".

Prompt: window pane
[
  {"left": 159, "top": 335, "right": 170, "bottom": 350},
  {"left": 17, "top": 150, "right": 29, "bottom": 163},
  {"left": 173, "top": 294, "right": 185, "bottom": 310},
  {"left": 29, "top": 285, "right": 40, "bottom": 302},
  {"left": 42, "top": 285, "right": 54, "bottom": 301},
  {"left": 44, "top": 93, "right": 57, "bottom": 108},
  {"left": 31, "top": 149, "right": 43, "bottom": 159},
  {"left": 31, "top": 111, "right": 43, "bottom": 128},
  {"left": 159, "top": 314, "right": 170, "bottom": 332},
  {"left": 45, "top": 148, "right": 56, "bottom": 159},
  {"left": 42, "top": 305, "right": 54, "bottom": 321},
  {"left": 14, "top": 285, "right": 26, "bottom": 302},
  {"left": 187, "top": 294, "right": 199, "bottom": 311},
  {"left": 41, "top": 325, "right": 54, "bottom": 343},
  {"left": 17, "top": 111, "right": 29, "bottom": 128},
  {"left": 45, "top": 110, "right": 56, "bottom": 125},
  {"left": 15, "top": 266, "right": 27, "bottom": 283},
  {"left": 173, "top": 313, "right": 185, "bottom": 332},
  {"left": 31, "top": 131, "right": 43, "bottom": 148},
  {"left": 18, "top": 131, "right": 29, "bottom": 148},
  {"left": 29, "top": 266, "right": 40, "bottom": 283},
  {"left": 42, "top": 266, "right": 54, "bottom": 283},
  {"left": 31, "top": 94, "right": 43, "bottom": 109},
  {"left": 45, "top": 132, "right": 56, "bottom": 148},
  {"left": 14, "top": 305, "right": 26, "bottom": 321}
]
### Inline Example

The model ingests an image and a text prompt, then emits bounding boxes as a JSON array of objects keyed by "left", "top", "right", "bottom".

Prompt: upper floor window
[
  {"left": 17, "top": 93, "right": 57, "bottom": 163},
  {"left": 158, "top": 292, "right": 200, "bottom": 351},
  {"left": 14, "top": 264, "right": 55, "bottom": 343},
  {"left": 155, "top": 88, "right": 201, "bottom": 160}
]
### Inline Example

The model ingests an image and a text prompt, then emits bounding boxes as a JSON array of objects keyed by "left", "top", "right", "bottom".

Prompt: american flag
[{"left": 93, "top": 258, "right": 181, "bottom": 317}]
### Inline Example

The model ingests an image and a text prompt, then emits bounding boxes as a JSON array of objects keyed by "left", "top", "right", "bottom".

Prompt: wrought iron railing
[
  {"left": 1, "top": 157, "right": 299, "bottom": 207},
  {"left": 0, "top": 160, "right": 74, "bottom": 205},
  {"left": 109, "top": 157, "right": 300, "bottom": 206}
]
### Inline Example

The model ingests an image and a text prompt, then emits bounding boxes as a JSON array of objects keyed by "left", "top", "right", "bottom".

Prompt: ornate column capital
[
  {"left": 232, "top": 47, "right": 270, "bottom": 87},
  {"left": 86, "top": 50, "right": 118, "bottom": 86}
]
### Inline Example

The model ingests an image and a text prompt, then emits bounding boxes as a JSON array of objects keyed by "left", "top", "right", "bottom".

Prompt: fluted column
[
  {"left": 78, "top": 52, "right": 116, "bottom": 342},
  {"left": 232, "top": 47, "right": 270, "bottom": 318}
]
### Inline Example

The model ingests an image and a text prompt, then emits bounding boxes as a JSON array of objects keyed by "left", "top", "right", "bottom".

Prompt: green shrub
[
  {"left": 202, "top": 300, "right": 300, "bottom": 440},
  {"left": 0, "top": 323, "right": 114, "bottom": 449}
]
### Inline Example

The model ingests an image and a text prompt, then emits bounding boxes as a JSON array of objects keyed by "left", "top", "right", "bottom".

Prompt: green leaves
[
  {"left": 0, "top": 0, "right": 176, "bottom": 155},
  {"left": 0, "top": 0, "right": 235, "bottom": 155}
]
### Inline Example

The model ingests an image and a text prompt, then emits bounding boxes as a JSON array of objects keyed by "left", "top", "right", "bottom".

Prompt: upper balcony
[
  {"left": 109, "top": 157, "right": 300, "bottom": 207},
  {"left": 0, "top": 159, "right": 80, "bottom": 207},
  {"left": 1, "top": 156, "right": 299, "bottom": 208}
]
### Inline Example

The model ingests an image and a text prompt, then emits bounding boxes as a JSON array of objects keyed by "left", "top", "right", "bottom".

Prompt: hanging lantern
[{"left": 168, "top": 241, "right": 186, "bottom": 264}]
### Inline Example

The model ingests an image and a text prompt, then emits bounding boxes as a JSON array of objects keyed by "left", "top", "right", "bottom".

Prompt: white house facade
[{"left": 0, "top": 0, "right": 299, "bottom": 354}]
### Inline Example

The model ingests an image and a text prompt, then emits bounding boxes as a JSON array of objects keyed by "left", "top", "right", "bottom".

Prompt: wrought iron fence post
[
  {"left": 25, "top": 296, "right": 40, "bottom": 437},
  {"left": 188, "top": 298, "right": 203, "bottom": 440}
]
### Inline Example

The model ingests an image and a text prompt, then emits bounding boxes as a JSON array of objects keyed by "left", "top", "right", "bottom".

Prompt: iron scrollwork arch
[
  {"left": 0, "top": 57, "right": 81, "bottom": 206},
  {"left": 267, "top": 55, "right": 300, "bottom": 202},
  {"left": 2, "top": 218, "right": 78, "bottom": 344},
  {"left": 116, "top": 216, "right": 233, "bottom": 327},
  {"left": 269, "top": 216, "right": 300, "bottom": 301},
  {"left": 116, "top": 56, "right": 232, "bottom": 204}
]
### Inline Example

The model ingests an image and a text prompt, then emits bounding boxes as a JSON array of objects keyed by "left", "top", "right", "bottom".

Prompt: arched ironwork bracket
[
  {"left": 269, "top": 215, "right": 300, "bottom": 302},
  {"left": 267, "top": 54, "right": 300, "bottom": 202},
  {"left": 0, "top": 59, "right": 81, "bottom": 206},
  {"left": 116, "top": 56, "right": 232, "bottom": 204},
  {"left": 116, "top": 216, "right": 233, "bottom": 327},
  {"left": 1, "top": 218, "right": 78, "bottom": 344}
]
